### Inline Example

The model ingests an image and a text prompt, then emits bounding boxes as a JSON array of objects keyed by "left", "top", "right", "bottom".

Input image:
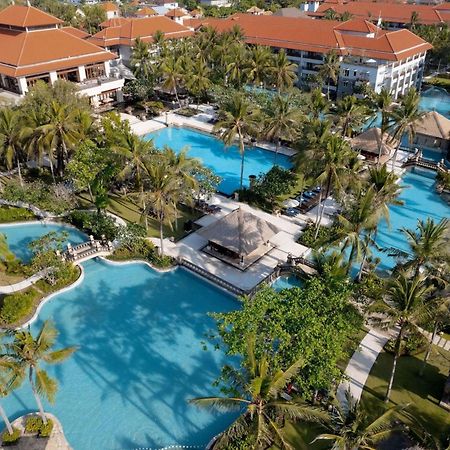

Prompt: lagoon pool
[
  {"left": 0, "top": 224, "right": 237, "bottom": 450},
  {"left": 146, "top": 127, "right": 292, "bottom": 195},
  {"left": 371, "top": 168, "right": 450, "bottom": 272},
  {"left": 420, "top": 86, "right": 450, "bottom": 118},
  {"left": 272, "top": 274, "right": 304, "bottom": 291}
]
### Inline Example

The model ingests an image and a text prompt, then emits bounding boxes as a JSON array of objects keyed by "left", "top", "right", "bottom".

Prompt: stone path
[
  {"left": 337, "top": 328, "right": 390, "bottom": 406},
  {"left": 419, "top": 326, "right": 450, "bottom": 351},
  {"left": 0, "top": 270, "right": 47, "bottom": 294}
]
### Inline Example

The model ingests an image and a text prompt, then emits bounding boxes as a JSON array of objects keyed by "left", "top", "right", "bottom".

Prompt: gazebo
[
  {"left": 199, "top": 208, "right": 280, "bottom": 269},
  {"left": 350, "top": 127, "right": 398, "bottom": 165}
]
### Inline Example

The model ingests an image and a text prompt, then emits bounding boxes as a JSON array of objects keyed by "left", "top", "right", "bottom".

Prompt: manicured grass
[
  {"left": 0, "top": 206, "right": 35, "bottom": 223},
  {"left": 77, "top": 192, "right": 203, "bottom": 240},
  {"left": 279, "top": 422, "right": 328, "bottom": 450},
  {"left": 337, "top": 326, "right": 368, "bottom": 372},
  {"left": 360, "top": 346, "right": 450, "bottom": 442}
]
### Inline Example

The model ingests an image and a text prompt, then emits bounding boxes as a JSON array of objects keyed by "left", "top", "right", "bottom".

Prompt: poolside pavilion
[
  {"left": 198, "top": 208, "right": 281, "bottom": 270},
  {"left": 350, "top": 127, "right": 398, "bottom": 165}
]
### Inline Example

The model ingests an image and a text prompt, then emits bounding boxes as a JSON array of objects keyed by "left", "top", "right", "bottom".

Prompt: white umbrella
[{"left": 282, "top": 199, "right": 299, "bottom": 208}]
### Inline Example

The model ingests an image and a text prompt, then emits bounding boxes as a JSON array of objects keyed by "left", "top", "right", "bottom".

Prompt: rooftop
[
  {"left": 0, "top": 4, "right": 63, "bottom": 28},
  {"left": 100, "top": 2, "right": 120, "bottom": 12},
  {"left": 413, "top": 111, "right": 450, "bottom": 139},
  {"left": 199, "top": 14, "right": 432, "bottom": 61},
  {"left": 350, "top": 127, "right": 398, "bottom": 158}
]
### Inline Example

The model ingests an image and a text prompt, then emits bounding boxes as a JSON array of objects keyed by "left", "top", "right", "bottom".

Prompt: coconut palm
[
  {"left": 130, "top": 38, "right": 152, "bottom": 79},
  {"left": 189, "top": 334, "right": 328, "bottom": 449},
  {"left": 185, "top": 57, "right": 212, "bottom": 108},
  {"left": 0, "top": 108, "right": 24, "bottom": 186},
  {"left": 334, "top": 95, "right": 368, "bottom": 137},
  {"left": 264, "top": 94, "right": 303, "bottom": 162},
  {"left": 336, "top": 186, "right": 380, "bottom": 274},
  {"left": 36, "top": 101, "right": 81, "bottom": 177},
  {"left": 225, "top": 42, "right": 248, "bottom": 88},
  {"left": 270, "top": 49, "right": 298, "bottom": 93},
  {"left": 160, "top": 54, "right": 184, "bottom": 107},
  {"left": 314, "top": 392, "right": 406, "bottom": 449},
  {"left": 324, "top": 8, "right": 339, "bottom": 20},
  {"left": 388, "top": 88, "right": 423, "bottom": 170},
  {"left": 245, "top": 45, "right": 272, "bottom": 87},
  {"left": 214, "top": 93, "right": 261, "bottom": 192},
  {"left": 371, "top": 88, "right": 393, "bottom": 166},
  {"left": 319, "top": 50, "right": 340, "bottom": 99},
  {"left": 307, "top": 87, "right": 328, "bottom": 119},
  {"left": 370, "top": 273, "right": 432, "bottom": 402},
  {"left": 391, "top": 218, "right": 449, "bottom": 276},
  {"left": 5, "top": 320, "right": 77, "bottom": 424},
  {"left": 312, "top": 249, "right": 348, "bottom": 282}
]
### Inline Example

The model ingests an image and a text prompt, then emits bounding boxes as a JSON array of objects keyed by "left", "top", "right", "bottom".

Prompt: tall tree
[
  {"left": 319, "top": 50, "right": 340, "bottom": 99},
  {"left": 130, "top": 38, "right": 152, "bottom": 80},
  {"left": 371, "top": 273, "right": 432, "bottom": 402},
  {"left": 0, "top": 108, "right": 24, "bottom": 186},
  {"left": 270, "top": 49, "right": 298, "bottom": 93},
  {"left": 334, "top": 95, "right": 368, "bottom": 137},
  {"left": 160, "top": 54, "right": 184, "bottom": 107},
  {"left": 185, "top": 57, "right": 212, "bottom": 108},
  {"left": 264, "top": 94, "right": 303, "bottom": 162},
  {"left": 245, "top": 45, "right": 272, "bottom": 87},
  {"left": 5, "top": 320, "right": 76, "bottom": 424},
  {"left": 190, "top": 334, "right": 328, "bottom": 449},
  {"left": 371, "top": 88, "right": 393, "bottom": 166},
  {"left": 214, "top": 93, "right": 261, "bottom": 192}
]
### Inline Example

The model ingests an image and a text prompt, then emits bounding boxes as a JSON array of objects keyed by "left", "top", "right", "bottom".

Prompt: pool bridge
[
  {"left": 61, "top": 237, "right": 113, "bottom": 264},
  {"left": 403, "top": 155, "right": 449, "bottom": 173}
]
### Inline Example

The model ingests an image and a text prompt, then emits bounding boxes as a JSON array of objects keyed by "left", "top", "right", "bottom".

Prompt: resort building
[
  {"left": 350, "top": 127, "right": 398, "bottom": 165},
  {"left": 136, "top": 7, "right": 158, "bottom": 18},
  {"left": 410, "top": 111, "right": 450, "bottom": 158},
  {"left": 89, "top": 16, "right": 193, "bottom": 63},
  {"left": 0, "top": 5, "right": 124, "bottom": 107},
  {"left": 309, "top": 0, "right": 450, "bottom": 28},
  {"left": 100, "top": 2, "right": 120, "bottom": 20},
  {"left": 200, "top": 14, "right": 432, "bottom": 99},
  {"left": 199, "top": 0, "right": 231, "bottom": 7}
]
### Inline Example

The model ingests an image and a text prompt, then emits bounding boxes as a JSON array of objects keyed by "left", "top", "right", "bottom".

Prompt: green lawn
[
  {"left": 361, "top": 346, "right": 450, "bottom": 442},
  {"left": 77, "top": 192, "right": 203, "bottom": 240}
]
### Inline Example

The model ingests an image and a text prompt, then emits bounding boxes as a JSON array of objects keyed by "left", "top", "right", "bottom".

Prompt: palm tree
[
  {"left": 314, "top": 392, "right": 405, "bottom": 449},
  {"left": 160, "top": 54, "right": 184, "bottom": 107},
  {"left": 214, "top": 93, "right": 261, "bottom": 192},
  {"left": 189, "top": 334, "right": 328, "bottom": 449},
  {"left": 5, "top": 320, "right": 77, "bottom": 424},
  {"left": 307, "top": 87, "right": 328, "bottom": 120},
  {"left": 185, "top": 57, "right": 212, "bottom": 108},
  {"left": 270, "top": 49, "right": 298, "bottom": 93},
  {"left": 0, "top": 356, "right": 24, "bottom": 436},
  {"left": 371, "top": 88, "right": 393, "bottom": 166},
  {"left": 245, "top": 45, "right": 272, "bottom": 88},
  {"left": 37, "top": 101, "right": 80, "bottom": 177},
  {"left": 371, "top": 273, "right": 432, "bottom": 402},
  {"left": 312, "top": 250, "right": 348, "bottom": 282},
  {"left": 335, "top": 95, "right": 368, "bottom": 137},
  {"left": 319, "top": 50, "right": 340, "bottom": 99},
  {"left": 393, "top": 218, "right": 449, "bottom": 276},
  {"left": 225, "top": 42, "right": 248, "bottom": 88},
  {"left": 264, "top": 94, "right": 303, "bottom": 162},
  {"left": 336, "top": 186, "right": 380, "bottom": 274},
  {"left": 0, "top": 108, "right": 24, "bottom": 186},
  {"left": 130, "top": 37, "right": 152, "bottom": 79},
  {"left": 388, "top": 88, "right": 423, "bottom": 170},
  {"left": 324, "top": 8, "right": 339, "bottom": 20}
]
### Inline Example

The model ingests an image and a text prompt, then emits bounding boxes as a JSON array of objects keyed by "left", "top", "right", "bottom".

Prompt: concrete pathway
[
  {"left": 337, "top": 328, "right": 390, "bottom": 406},
  {"left": 0, "top": 270, "right": 47, "bottom": 294},
  {"left": 419, "top": 326, "right": 450, "bottom": 351}
]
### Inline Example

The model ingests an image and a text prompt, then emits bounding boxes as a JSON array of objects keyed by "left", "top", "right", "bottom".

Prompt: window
[
  {"left": 343, "top": 69, "right": 350, "bottom": 77},
  {"left": 85, "top": 63, "right": 106, "bottom": 80},
  {"left": 353, "top": 70, "right": 357, "bottom": 77}
]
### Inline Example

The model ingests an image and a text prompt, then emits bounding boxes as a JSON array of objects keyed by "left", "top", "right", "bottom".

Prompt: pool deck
[{"left": 151, "top": 193, "right": 310, "bottom": 294}]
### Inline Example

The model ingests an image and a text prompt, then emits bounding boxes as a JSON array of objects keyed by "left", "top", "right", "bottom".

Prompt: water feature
[
  {"left": 146, "top": 126, "right": 292, "bottom": 195},
  {"left": 272, "top": 273, "right": 304, "bottom": 291},
  {"left": 420, "top": 86, "right": 450, "bottom": 118},
  {"left": 0, "top": 224, "right": 238, "bottom": 450}
]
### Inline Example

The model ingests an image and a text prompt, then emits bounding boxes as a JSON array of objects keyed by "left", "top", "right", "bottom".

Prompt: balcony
[{"left": 77, "top": 76, "right": 124, "bottom": 98}]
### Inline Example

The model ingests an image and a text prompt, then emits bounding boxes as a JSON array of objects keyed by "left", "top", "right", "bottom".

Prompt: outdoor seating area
[
  {"left": 282, "top": 186, "right": 322, "bottom": 217},
  {"left": 195, "top": 199, "right": 222, "bottom": 214}
]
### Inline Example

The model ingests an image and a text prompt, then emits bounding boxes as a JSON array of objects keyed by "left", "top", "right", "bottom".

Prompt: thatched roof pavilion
[{"left": 350, "top": 127, "right": 398, "bottom": 164}]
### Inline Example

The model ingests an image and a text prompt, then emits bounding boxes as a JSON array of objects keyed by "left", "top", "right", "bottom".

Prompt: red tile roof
[
  {"left": 100, "top": 2, "right": 119, "bottom": 12},
  {"left": 165, "top": 8, "right": 186, "bottom": 17},
  {"left": 0, "top": 4, "right": 63, "bottom": 28},
  {"left": 200, "top": 14, "right": 432, "bottom": 61},
  {"left": 90, "top": 16, "right": 193, "bottom": 47},
  {"left": 62, "top": 26, "right": 90, "bottom": 40},
  {"left": 100, "top": 17, "right": 130, "bottom": 28},
  {"left": 311, "top": 1, "right": 450, "bottom": 25},
  {"left": 334, "top": 18, "right": 379, "bottom": 33},
  {"left": 136, "top": 7, "right": 158, "bottom": 16}
]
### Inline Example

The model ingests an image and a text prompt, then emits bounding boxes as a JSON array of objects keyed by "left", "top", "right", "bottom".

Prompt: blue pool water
[
  {"left": 420, "top": 86, "right": 450, "bottom": 118},
  {"left": 0, "top": 222, "right": 86, "bottom": 262},
  {"left": 146, "top": 127, "right": 292, "bottom": 195},
  {"left": 371, "top": 168, "right": 450, "bottom": 272},
  {"left": 0, "top": 225, "right": 238, "bottom": 449},
  {"left": 272, "top": 274, "right": 304, "bottom": 291}
]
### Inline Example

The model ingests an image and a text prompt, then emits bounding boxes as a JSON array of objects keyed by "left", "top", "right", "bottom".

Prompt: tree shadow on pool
[{"left": 47, "top": 263, "right": 238, "bottom": 448}]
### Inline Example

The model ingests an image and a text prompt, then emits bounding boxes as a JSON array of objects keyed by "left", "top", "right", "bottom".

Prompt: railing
[
  {"left": 402, "top": 155, "right": 449, "bottom": 173},
  {"left": 61, "top": 239, "right": 113, "bottom": 262}
]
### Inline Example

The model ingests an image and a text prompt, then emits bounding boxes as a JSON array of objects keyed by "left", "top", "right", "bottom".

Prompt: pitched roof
[
  {"left": 0, "top": 26, "right": 116, "bottom": 77},
  {"left": 62, "top": 26, "right": 90, "bottom": 39},
  {"left": 0, "top": 4, "right": 63, "bottom": 28},
  {"left": 413, "top": 111, "right": 450, "bottom": 139},
  {"left": 311, "top": 1, "right": 450, "bottom": 25},
  {"left": 198, "top": 208, "right": 280, "bottom": 257},
  {"left": 100, "top": 2, "right": 119, "bottom": 12},
  {"left": 90, "top": 16, "right": 192, "bottom": 46},
  {"left": 334, "top": 18, "right": 379, "bottom": 33},
  {"left": 100, "top": 17, "right": 130, "bottom": 28},
  {"left": 273, "top": 7, "right": 310, "bottom": 18},
  {"left": 350, "top": 127, "right": 398, "bottom": 155},
  {"left": 165, "top": 8, "right": 186, "bottom": 17},
  {"left": 136, "top": 7, "right": 157, "bottom": 16},
  {"left": 199, "top": 14, "right": 431, "bottom": 61}
]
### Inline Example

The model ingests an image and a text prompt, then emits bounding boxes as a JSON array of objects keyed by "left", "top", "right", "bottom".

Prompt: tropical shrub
[
  {"left": 385, "top": 327, "right": 428, "bottom": 356},
  {"left": 0, "top": 288, "right": 39, "bottom": 325},
  {"left": 175, "top": 107, "right": 197, "bottom": 117},
  {"left": 25, "top": 416, "right": 43, "bottom": 433},
  {"left": 38, "top": 420, "right": 54, "bottom": 438},
  {"left": 67, "top": 211, "right": 118, "bottom": 240},
  {"left": 1, "top": 428, "right": 21, "bottom": 446},
  {"left": 2, "top": 180, "right": 76, "bottom": 214},
  {"left": 0, "top": 206, "right": 35, "bottom": 223},
  {"left": 298, "top": 222, "right": 339, "bottom": 249}
]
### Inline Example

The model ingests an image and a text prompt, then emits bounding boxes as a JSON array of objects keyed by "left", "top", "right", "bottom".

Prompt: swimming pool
[
  {"left": 420, "top": 86, "right": 450, "bottom": 118},
  {"left": 0, "top": 224, "right": 238, "bottom": 449},
  {"left": 272, "top": 273, "right": 304, "bottom": 291},
  {"left": 146, "top": 127, "right": 292, "bottom": 195},
  {"left": 371, "top": 168, "right": 450, "bottom": 272}
]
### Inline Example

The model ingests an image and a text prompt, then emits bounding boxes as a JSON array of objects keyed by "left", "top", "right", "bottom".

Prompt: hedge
[
  {"left": 0, "top": 287, "right": 40, "bottom": 325},
  {"left": 0, "top": 206, "right": 35, "bottom": 223}
]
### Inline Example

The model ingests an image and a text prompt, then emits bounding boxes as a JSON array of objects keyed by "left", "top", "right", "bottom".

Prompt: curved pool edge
[{"left": 100, "top": 256, "right": 178, "bottom": 273}]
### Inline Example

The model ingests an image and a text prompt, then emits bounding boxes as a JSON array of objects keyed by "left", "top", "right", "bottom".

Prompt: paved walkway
[
  {"left": 419, "top": 326, "right": 450, "bottom": 351},
  {"left": 337, "top": 328, "right": 390, "bottom": 406},
  {"left": 0, "top": 270, "right": 46, "bottom": 294}
]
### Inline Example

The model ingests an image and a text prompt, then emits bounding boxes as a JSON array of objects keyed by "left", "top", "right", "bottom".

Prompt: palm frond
[{"left": 188, "top": 396, "right": 248, "bottom": 411}]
